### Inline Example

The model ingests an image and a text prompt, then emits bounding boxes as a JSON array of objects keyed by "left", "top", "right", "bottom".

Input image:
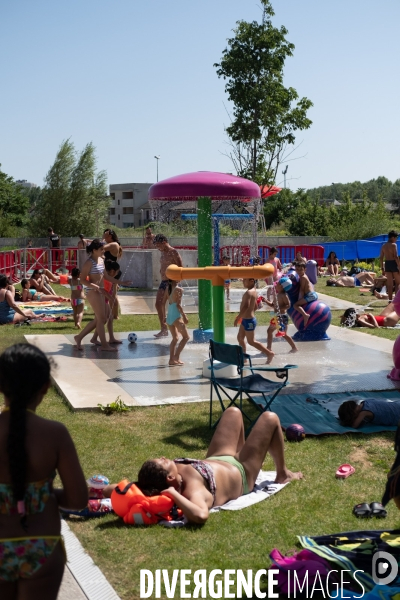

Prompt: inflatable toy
[
  {"left": 111, "top": 479, "right": 182, "bottom": 525},
  {"left": 128, "top": 332, "right": 138, "bottom": 343},
  {"left": 305, "top": 260, "right": 318, "bottom": 285},
  {"left": 286, "top": 272, "right": 331, "bottom": 341},
  {"left": 285, "top": 424, "right": 306, "bottom": 442}
]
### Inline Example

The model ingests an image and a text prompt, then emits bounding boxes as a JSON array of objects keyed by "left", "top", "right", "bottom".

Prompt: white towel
[{"left": 159, "top": 470, "right": 287, "bottom": 527}]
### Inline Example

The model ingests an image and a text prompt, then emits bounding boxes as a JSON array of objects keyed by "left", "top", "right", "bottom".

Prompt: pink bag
[{"left": 269, "top": 548, "right": 339, "bottom": 595}]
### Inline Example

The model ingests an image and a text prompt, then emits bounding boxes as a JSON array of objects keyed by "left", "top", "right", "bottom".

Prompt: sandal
[
  {"left": 370, "top": 502, "right": 387, "bottom": 518},
  {"left": 336, "top": 464, "right": 355, "bottom": 479},
  {"left": 353, "top": 503, "right": 372, "bottom": 518}
]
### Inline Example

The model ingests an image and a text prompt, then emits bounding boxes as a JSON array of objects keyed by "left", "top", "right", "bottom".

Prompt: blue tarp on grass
[{"left": 255, "top": 390, "right": 400, "bottom": 435}]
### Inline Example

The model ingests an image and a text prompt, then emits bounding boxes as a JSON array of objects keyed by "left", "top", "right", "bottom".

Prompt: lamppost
[
  {"left": 154, "top": 155, "right": 160, "bottom": 182},
  {"left": 282, "top": 165, "right": 288, "bottom": 189},
  {"left": 331, "top": 182, "right": 339, "bottom": 201}
]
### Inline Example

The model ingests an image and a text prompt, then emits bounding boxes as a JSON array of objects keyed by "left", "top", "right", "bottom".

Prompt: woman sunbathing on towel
[
  {"left": 326, "top": 272, "right": 381, "bottom": 288},
  {"left": 103, "top": 407, "right": 302, "bottom": 524}
]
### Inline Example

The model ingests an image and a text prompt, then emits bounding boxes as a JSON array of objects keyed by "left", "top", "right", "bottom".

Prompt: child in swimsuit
[
  {"left": 89, "top": 261, "right": 123, "bottom": 346},
  {"left": 69, "top": 267, "right": 85, "bottom": 329},
  {"left": 222, "top": 255, "right": 231, "bottom": 300},
  {"left": 293, "top": 261, "right": 318, "bottom": 327},
  {"left": 0, "top": 343, "right": 88, "bottom": 597},
  {"left": 338, "top": 398, "right": 400, "bottom": 428},
  {"left": 234, "top": 278, "right": 274, "bottom": 364},
  {"left": 166, "top": 280, "right": 189, "bottom": 366},
  {"left": 263, "top": 277, "right": 298, "bottom": 354},
  {"left": 267, "top": 247, "right": 283, "bottom": 282}
]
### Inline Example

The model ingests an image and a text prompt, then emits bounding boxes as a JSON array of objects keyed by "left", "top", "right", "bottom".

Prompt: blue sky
[{"left": 1, "top": 0, "right": 399, "bottom": 191}]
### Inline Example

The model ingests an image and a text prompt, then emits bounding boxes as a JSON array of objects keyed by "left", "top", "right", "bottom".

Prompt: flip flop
[
  {"left": 336, "top": 464, "right": 355, "bottom": 479},
  {"left": 370, "top": 502, "right": 387, "bottom": 518},
  {"left": 353, "top": 503, "right": 372, "bottom": 518}
]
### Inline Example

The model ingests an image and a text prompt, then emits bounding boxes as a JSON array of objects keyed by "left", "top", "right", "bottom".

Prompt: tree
[
  {"left": 30, "top": 140, "right": 109, "bottom": 236},
  {"left": 214, "top": 0, "right": 313, "bottom": 187},
  {"left": 263, "top": 188, "right": 300, "bottom": 229},
  {"left": 0, "top": 165, "right": 30, "bottom": 236}
]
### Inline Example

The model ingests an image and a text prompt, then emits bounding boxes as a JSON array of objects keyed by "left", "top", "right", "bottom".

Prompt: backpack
[{"left": 14, "top": 290, "right": 22, "bottom": 302}]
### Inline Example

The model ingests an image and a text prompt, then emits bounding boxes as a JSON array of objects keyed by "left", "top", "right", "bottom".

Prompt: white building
[
  {"left": 108, "top": 182, "right": 153, "bottom": 228},
  {"left": 16, "top": 180, "right": 37, "bottom": 189}
]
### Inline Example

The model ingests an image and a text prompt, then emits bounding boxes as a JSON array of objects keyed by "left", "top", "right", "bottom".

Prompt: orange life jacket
[{"left": 111, "top": 479, "right": 181, "bottom": 525}]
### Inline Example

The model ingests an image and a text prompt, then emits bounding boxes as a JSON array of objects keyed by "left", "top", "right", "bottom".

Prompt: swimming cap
[{"left": 279, "top": 277, "right": 292, "bottom": 292}]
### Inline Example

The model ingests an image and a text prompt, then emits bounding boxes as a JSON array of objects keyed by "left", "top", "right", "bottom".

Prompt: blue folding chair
[{"left": 209, "top": 339, "right": 298, "bottom": 432}]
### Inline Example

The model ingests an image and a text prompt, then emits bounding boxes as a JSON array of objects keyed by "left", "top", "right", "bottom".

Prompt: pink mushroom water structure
[{"left": 149, "top": 171, "right": 262, "bottom": 342}]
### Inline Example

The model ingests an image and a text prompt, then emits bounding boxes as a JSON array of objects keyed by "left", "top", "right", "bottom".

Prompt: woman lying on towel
[
  {"left": 103, "top": 407, "right": 302, "bottom": 524},
  {"left": 20, "top": 279, "right": 69, "bottom": 303},
  {"left": 326, "top": 272, "right": 383, "bottom": 288},
  {"left": 340, "top": 304, "right": 400, "bottom": 329}
]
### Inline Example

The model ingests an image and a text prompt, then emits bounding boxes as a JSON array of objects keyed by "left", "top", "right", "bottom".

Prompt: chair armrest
[{"left": 243, "top": 364, "right": 298, "bottom": 372}]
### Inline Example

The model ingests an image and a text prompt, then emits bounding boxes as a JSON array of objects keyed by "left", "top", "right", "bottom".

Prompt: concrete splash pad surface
[
  {"left": 117, "top": 288, "right": 356, "bottom": 315},
  {"left": 26, "top": 325, "right": 399, "bottom": 410}
]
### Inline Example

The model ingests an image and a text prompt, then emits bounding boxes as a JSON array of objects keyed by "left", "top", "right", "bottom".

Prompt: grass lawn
[{"left": 2, "top": 285, "right": 400, "bottom": 599}]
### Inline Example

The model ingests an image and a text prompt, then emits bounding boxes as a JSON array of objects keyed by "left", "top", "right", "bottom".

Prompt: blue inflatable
[{"left": 286, "top": 271, "right": 331, "bottom": 341}]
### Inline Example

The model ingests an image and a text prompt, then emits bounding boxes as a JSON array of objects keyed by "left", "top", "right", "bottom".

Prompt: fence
[{"left": 0, "top": 248, "right": 78, "bottom": 279}]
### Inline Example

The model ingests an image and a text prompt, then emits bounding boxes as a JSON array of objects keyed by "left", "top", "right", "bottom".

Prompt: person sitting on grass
[
  {"left": 103, "top": 407, "right": 302, "bottom": 524},
  {"left": 293, "top": 261, "right": 318, "bottom": 328},
  {"left": 234, "top": 278, "right": 274, "bottom": 364},
  {"left": 0, "top": 275, "right": 42, "bottom": 325},
  {"left": 338, "top": 398, "right": 400, "bottom": 428},
  {"left": 29, "top": 270, "right": 59, "bottom": 296},
  {"left": 20, "top": 279, "right": 69, "bottom": 303},
  {"left": 325, "top": 252, "right": 340, "bottom": 276}
]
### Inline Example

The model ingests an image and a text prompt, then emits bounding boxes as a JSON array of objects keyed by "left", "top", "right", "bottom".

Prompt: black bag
[{"left": 14, "top": 290, "right": 22, "bottom": 302}]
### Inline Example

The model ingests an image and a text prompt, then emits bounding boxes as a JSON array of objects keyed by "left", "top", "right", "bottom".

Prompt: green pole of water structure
[
  {"left": 197, "top": 197, "right": 212, "bottom": 332},
  {"left": 212, "top": 284, "right": 225, "bottom": 342}
]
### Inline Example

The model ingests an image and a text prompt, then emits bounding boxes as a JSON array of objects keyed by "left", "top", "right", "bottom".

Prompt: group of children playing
[
  {"left": 16, "top": 250, "right": 319, "bottom": 367},
  {"left": 166, "top": 257, "right": 318, "bottom": 366}
]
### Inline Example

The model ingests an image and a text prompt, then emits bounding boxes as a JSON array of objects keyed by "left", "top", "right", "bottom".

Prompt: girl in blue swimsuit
[{"left": 166, "top": 280, "right": 189, "bottom": 366}]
